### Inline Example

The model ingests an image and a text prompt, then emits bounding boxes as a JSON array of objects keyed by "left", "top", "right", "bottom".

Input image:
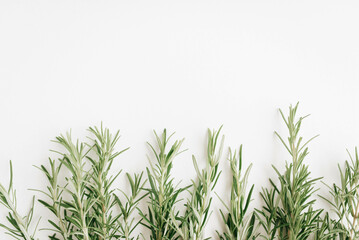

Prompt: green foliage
[
  {"left": 86, "top": 125, "right": 129, "bottom": 240},
  {"left": 35, "top": 158, "right": 72, "bottom": 240},
  {"left": 216, "top": 145, "right": 259, "bottom": 240},
  {"left": 0, "top": 161, "right": 39, "bottom": 240},
  {"left": 313, "top": 212, "right": 341, "bottom": 240},
  {"left": 321, "top": 147, "right": 359, "bottom": 240},
  {"left": 114, "top": 172, "right": 146, "bottom": 240},
  {"left": 173, "top": 127, "right": 224, "bottom": 240},
  {"left": 1, "top": 104, "right": 359, "bottom": 240},
  {"left": 257, "top": 103, "right": 322, "bottom": 240},
  {"left": 139, "top": 129, "right": 187, "bottom": 240},
  {"left": 54, "top": 131, "right": 94, "bottom": 240},
  {"left": 35, "top": 124, "right": 143, "bottom": 240}
]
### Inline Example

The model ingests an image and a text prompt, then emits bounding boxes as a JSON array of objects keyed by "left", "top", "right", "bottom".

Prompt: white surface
[{"left": 0, "top": 0, "right": 359, "bottom": 239}]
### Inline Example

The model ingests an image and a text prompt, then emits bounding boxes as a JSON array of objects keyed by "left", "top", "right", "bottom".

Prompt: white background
[{"left": 1, "top": 0, "right": 359, "bottom": 239}]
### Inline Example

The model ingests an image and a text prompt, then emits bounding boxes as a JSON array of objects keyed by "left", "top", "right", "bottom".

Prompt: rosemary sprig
[
  {"left": 35, "top": 158, "right": 72, "bottom": 240},
  {"left": 114, "top": 172, "right": 146, "bottom": 240},
  {"left": 313, "top": 212, "right": 341, "bottom": 240},
  {"left": 86, "top": 125, "right": 129, "bottom": 240},
  {"left": 321, "top": 147, "right": 359, "bottom": 240},
  {"left": 174, "top": 126, "right": 224, "bottom": 240},
  {"left": 257, "top": 103, "right": 322, "bottom": 240},
  {"left": 0, "top": 161, "right": 39, "bottom": 240},
  {"left": 54, "top": 132, "right": 93, "bottom": 240},
  {"left": 139, "top": 129, "right": 187, "bottom": 240},
  {"left": 216, "top": 145, "right": 259, "bottom": 240}
]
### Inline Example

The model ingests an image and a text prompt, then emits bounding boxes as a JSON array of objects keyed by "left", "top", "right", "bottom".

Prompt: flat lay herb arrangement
[{"left": 0, "top": 103, "right": 357, "bottom": 240}]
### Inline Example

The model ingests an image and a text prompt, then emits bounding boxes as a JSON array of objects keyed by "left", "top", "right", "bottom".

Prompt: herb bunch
[{"left": 2, "top": 104, "right": 359, "bottom": 240}]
